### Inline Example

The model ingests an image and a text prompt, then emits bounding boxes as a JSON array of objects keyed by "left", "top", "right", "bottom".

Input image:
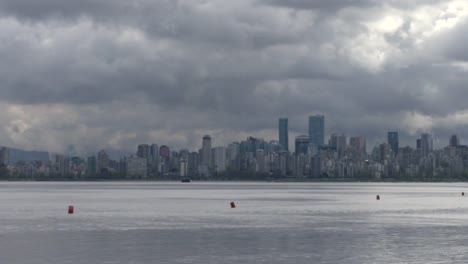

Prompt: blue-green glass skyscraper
[
  {"left": 308, "top": 115, "right": 325, "bottom": 146},
  {"left": 279, "top": 118, "right": 289, "bottom": 151},
  {"left": 387, "top": 131, "right": 399, "bottom": 156}
]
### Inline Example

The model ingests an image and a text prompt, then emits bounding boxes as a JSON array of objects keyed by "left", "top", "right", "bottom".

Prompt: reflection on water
[{"left": 0, "top": 182, "right": 468, "bottom": 263}]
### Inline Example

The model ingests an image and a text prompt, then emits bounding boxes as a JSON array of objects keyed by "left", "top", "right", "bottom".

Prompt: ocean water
[{"left": 1, "top": 182, "right": 468, "bottom": 264}]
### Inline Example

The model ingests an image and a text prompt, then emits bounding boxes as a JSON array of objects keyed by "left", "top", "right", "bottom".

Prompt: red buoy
[
  {"left": 230, "top": 202, "right": 236, "bottom": 208},
  {"left": 68, "top": 205, "right": 74, "bottom": 214},
  {"left": 376, "top": 195, "right": 380, "bottom": 200}
]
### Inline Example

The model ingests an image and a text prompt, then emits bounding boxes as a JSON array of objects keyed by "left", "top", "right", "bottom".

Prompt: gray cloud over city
[{"left": 0, "top": 0, "right": 468, "bottom": 154}]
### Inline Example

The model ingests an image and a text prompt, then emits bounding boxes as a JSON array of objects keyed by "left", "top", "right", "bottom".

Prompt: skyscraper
[
  {"left": 212, "top": 146, "right": 226, "bottom": 172},
  {"left": 309, "top": 115, "right": 325, "bottom": 146},
  {"left": 150, "top": 144, "right": 160, "bottom": 173},
  {"left": 329, "top": 134, "right": 346, "bottom": 158},
  {"left": 188, "top": 152, "right": 200, "bottom": 176},
  {"left": 159, "top": 145, "right": 170, "bottom": 161},
  {"left": 349, "top": 136, "right": 366, "bottom": 161},
  {"left": 387, "top": 132, "right": 399, "bottom": 156},
  {"left": 295, "top": 135, "right": 309, "bottom": 155},
  {"left": 87, "top": 156, "right": 97, "bottom": 174},
  {"left": 450, "top": 134, "right": 460, "bottom": 147},
  {"left": 126, "top": 156, "right": 147, "bottom": 178},
  {"left": 97, "top": 150, "right": 109, "bottom": 172},
  {"left": 337, "top": 135, "right": 347, "bottom": 158},
  {"left": 279, "top": 118, "right": 289, "bottom": 151},
  {"left": 421, "top": 133, "right": 433, "bottom": 156},
  {"left": 227, "top": 142, "right": 240, "bottom": 170},
  {"left": 202, "top": 135, "right": 212, "bottom": 167},
  {"left": 137, "top": 144, "right": 150, "bottom": 159},
  {"left": 150, "top": 144, "right": 159, "bottom": 162}
]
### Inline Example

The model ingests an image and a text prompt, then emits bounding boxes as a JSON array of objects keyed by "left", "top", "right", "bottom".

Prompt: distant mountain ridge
[{"left": 1, "top": 146, "right": 50, "bottom": 163}]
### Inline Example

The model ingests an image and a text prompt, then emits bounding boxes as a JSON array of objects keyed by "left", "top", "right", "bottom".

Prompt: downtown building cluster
[{"left": 2, "top": 116, "right": 468, "bottom": 181}]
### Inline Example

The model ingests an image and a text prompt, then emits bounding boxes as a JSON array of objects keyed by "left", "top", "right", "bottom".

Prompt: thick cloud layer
[{"left": 0, "top": 0, "right": 467, "bottom": 154}]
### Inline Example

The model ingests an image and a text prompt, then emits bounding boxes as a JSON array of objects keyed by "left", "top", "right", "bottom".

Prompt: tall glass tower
[
  {"left": 278, "top": 118, "right": 289, "bottom": 151},
  {"left": 421, "top": 133, "right": 433, "bottom": 157},
  {"left": 308, "top": 115, "right": 325, "bottom": 146},
  {"left": 202, "top": 135, "right": 212, "bottom": 167},
  {"left": 387, "top": 131, "right": 399, "bottom": 156}
]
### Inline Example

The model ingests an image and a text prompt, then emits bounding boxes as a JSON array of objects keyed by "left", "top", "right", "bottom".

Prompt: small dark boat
[{"left": 181, "top": 177, "right": 191, "bottom": 183}]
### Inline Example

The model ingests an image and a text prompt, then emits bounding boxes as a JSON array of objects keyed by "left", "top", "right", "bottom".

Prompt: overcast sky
[{"left": 1, "top": 0, "right": 468, "bottom": 154}]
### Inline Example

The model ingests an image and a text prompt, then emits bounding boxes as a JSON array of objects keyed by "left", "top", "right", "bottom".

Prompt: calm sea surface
[{"left": 1, "top": 182, "right": 468, "bottom": 263}]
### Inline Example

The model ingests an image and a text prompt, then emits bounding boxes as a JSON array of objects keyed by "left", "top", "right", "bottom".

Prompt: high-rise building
[
  {"left": 336, "top": 135, "right": 347, "bottom": 158},
  {"left": 450, "top": 134, "right": 460, "bottom": 147},
  {"left": 150, "top": 144, "right": 159, "bottom": 161},
  {"left": 279, "top": 151, "right": 289, "bottom": 175},
  {"left": 87, "top": 156, "right": 97, "bottom": 174},
  {"left": 308, "top": 115, "right": 325, "bottom": 146},
  {"left": 349, "top": 136, "right": 366, "bottom": 161},
  {"left": 311, "top": 156, "right": 321, "bottom": 178},
  {"left": 126, "top": 156, "right": 147, "bottom": 179},
  {"left": 137, "top": 144, "right": 150, "bottom": 159},
  {"left": 278, "top": 118, "right": 289, "bottom": 151},
  {"left": 179, "top": 158, "right": 188, "bottom": 177},
  {"left": 329, "top": 134, "right": 338, "bottom": 149},
  {"left": 202, "top": 135, "right": 212, "bottom": 167},
  {"left": 97, "top": 150, "right": 109, "bottom": 172},
  {"left": 269, "top": 140, "right": 282, "bottom": 153},
  {"left": 295, "top": 135, "right": 309, "bottom": 155},
  {"left": 256, "top": 149, "right": 266, "bottom": 173},
  {"left": 179, "top": 149, "right": 189, "bottom": 159},
  {"left": 150, "top": 144, "right": 160, "bottom": 173},
  {"left": 421, "top": 133, "right": 433, "bottom": 156},
  {"left": 387, "top": 132, "right": 399, "bottom": 156},
  {"left": 212, "top": 146, "right": 226, "bottom": 172},
  {"left": 188, "top": 152, "right": 199, "bottom": 176},
  {"left": 227, "top": 142, "right": 240, "bottom": 170},
  {"left": 56, "top": 154, "right": 70, "bottom": 176},
  {"left": 329, "top": 134, "right": 346, "bottom": 157},
  {"left": 379, "top": 143, "right": 391, "bottom": 162},
  {"left": 159, "top": 145, "right": 170, "bottom": 159}
]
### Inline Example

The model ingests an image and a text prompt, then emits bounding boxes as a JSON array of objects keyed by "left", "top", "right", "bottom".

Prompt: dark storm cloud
[
  {"left": 0, "top": 0, "right": 466, "bottom": 152},
  {"left": 0, "top": 0, "right": 178, "bottom": 21},
  {"left": 0, "top": 0, "right": 119, "bottom": 18}
]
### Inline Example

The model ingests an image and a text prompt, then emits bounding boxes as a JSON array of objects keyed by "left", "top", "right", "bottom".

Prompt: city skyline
[
  {"left": 0, "top": 115, "right": 463, "bottom": 156},
  {"left": 2, "top": 123, "right": 466, "bottom": 181}
]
